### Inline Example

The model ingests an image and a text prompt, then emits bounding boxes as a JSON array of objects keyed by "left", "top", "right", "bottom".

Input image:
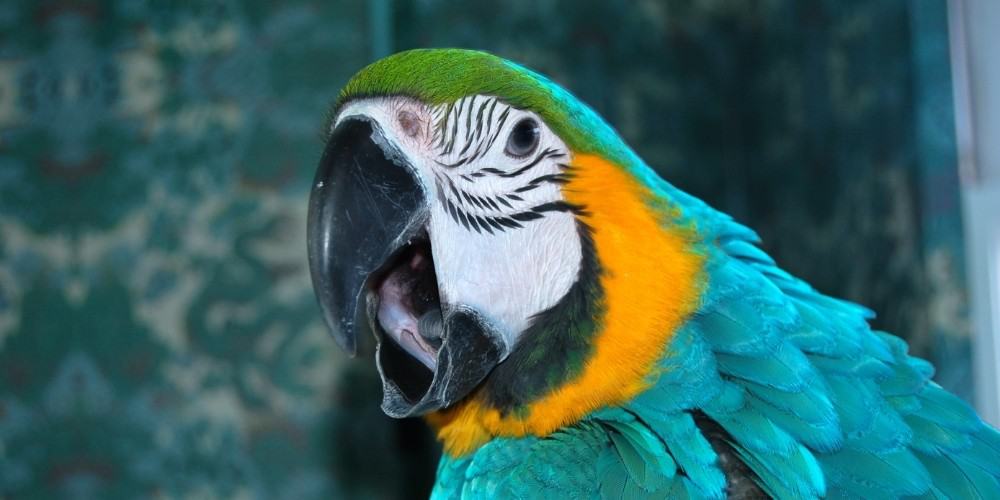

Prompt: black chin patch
[{"left": 376, "top": 307, "right": 507, "bottom": 418}]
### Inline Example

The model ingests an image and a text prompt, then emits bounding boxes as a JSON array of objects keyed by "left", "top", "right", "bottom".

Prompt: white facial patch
[{"left": 335, "top": 96, "right": 584, "bottom": 349}]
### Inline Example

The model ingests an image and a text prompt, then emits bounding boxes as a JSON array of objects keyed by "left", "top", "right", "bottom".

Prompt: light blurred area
[
  {"left": 0, "top": 0, "right": 992, "bottom": 498},
  {"left": 951, "top": 0, "right": 1000, "bottom": 427}
]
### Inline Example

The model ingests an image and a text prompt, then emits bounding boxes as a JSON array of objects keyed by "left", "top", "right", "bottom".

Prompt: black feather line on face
[
  {"left": 457, "top": 97, "right": 489, "bottom": 157},
  {"left": 480, "top": 106, "right": 511, "bottom": 160},
  {"left": 445, "top": 100, "right": 461, "bottom": 154},
  {"left": 470, "top": 100, "right": 498, "bottom": 160},
  {"left": 510, "top": 211, "right": 544, "bottom": 222},
  {"left": 496, "top": 217, "right": 522, "bottom": 229},
  {"left": 527, "top": 173, "right": 570, "bottom": 186},
  {"left": 435, "top": 173, "right": 585, "bottom": 234},
  {"left": 494, "top": 148, "right": 565, "bottom": 178},
  {"left": 430, "top": 97, "right": 485, "bottom": 168},
  {"left": 462, "top": 191, "right": 480, "bottom": 208},
  {"left": 480, "top": 221, "right": 602, "bottom": 414},
  {"left": 531, "top": 201, "right": 585, "bottom": 216},
  {"left": 476, "top": 215, "right": 494, "bottom": 234},
  {"left": 483, "top": 99, "right": 498, "bottom": 138},
  {"left": 473, "top": 98, "right": 489, "bottom": 142},
  {"left": 467, "top": 213, "right": 482, "bottom": 233},
  {"left": 446, "top": 199, "right": 461, "bottom": 223},
  {"left": 485, "top": 217, "right": 506, "bottom": 230},
  {"left": 427, "top": 97, "right": 580, "bottom": 235},
  {"left": 461, "top": 97, "right": 475, "bottom": 154},
  {"left": 482, "top": 196, "right": 501, "bottom": 211},
  {"left": 456, "top": 207, "right": 472, "bottom": 230},
  {"left": 447, "top": 182, "right": 462, "bottom": 205},
  {"left": 432, "top": 104, "right": 449, "bottom": 146},
  {"left": 476, "top": 195, "right": 497, "bottom": 211}
]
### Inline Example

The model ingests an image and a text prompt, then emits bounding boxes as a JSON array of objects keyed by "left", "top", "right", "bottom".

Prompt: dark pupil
[{"left": 508, "top": 119, "right": 539, "bottom": 156}]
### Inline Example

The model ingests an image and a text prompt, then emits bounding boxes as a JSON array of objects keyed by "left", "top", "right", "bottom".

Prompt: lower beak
[{"left": 307, "top": 116, "right": 507, "bottom": 417}]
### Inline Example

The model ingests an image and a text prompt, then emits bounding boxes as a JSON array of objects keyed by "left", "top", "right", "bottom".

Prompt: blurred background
[{"left": 1, "top": 0, "right": 997, "bottom": 498}]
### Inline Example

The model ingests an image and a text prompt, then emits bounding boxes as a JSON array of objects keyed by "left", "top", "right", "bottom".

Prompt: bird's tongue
[
  {"left": 375, "top": 241, "right": 443, "bottom": 370},
  {"left": 370, "top": 238, "right": 508, "bottom": 418}
]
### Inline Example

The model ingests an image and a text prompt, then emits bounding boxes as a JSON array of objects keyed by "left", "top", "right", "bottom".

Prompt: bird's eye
[{"left": 504, "top": 118, "right": 540, "bottom": 159}]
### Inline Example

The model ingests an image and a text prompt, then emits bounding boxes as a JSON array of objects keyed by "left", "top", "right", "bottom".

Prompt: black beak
[
  {"left": 307, "top": 117, "right": 425, "bottom": 356},
  {"left": 307, "top": 116, "right": 507, "bottom": 417}
]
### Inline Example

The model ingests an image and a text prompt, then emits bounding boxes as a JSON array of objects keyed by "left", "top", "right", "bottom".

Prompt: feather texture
[
  {"left": 338, "top": 49, "right": 1000, "bottom": 500},
  {"left": 434, "top": 211, "right": 1000, "bottom": 499}
]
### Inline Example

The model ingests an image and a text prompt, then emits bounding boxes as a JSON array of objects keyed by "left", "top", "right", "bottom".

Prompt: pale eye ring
[{"left": 504, "top": 118, "right": 540, "bottom": 159}]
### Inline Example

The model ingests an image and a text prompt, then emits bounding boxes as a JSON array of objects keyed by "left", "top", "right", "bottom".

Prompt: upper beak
[
  {"left": 307, "top": 115, "right": 508, "bottom": 417},
  {"left": 307, "top": 116, "right": 425, "bottom": 356}
]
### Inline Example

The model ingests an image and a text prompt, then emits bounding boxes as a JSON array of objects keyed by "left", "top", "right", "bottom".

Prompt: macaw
[{"left": 306, "top": 48, "right": 1000, "bottom": 498}]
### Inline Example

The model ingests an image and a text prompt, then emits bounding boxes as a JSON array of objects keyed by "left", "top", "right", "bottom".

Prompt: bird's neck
[{"left": 426, "top": 153, "right": 706, "bottom": 457}]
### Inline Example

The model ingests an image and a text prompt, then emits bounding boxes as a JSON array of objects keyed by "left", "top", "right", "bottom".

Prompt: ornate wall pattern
[{"left": 0, "top": 0, "right": 968, "bottom": 498}]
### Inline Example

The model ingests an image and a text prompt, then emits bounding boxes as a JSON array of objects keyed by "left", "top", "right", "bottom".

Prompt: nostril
[{"left": 398, "top": 110, "right": 422, "bottom": 138}]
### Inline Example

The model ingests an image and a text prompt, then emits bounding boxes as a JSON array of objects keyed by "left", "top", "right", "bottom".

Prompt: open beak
[{"left": 307, "top": 116, "right": 507, "bottom": 417}]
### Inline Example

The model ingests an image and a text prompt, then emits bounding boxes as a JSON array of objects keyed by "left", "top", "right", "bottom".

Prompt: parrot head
[{"left": 308, "top": 49, "right": 703, "bottom": 452}]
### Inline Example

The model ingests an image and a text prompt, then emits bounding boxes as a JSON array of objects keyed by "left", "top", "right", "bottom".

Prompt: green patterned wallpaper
[{"left": 0, "top": 1, "right": 968, "bottom": 498}]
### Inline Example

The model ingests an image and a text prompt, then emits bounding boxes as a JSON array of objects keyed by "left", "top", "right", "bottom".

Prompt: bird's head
[{"left": 308, "top": 49, "right": 704, "bottom": 452}]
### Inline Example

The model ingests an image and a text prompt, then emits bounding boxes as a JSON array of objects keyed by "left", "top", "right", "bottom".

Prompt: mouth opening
[{"left": 370, "top": 229, "right": 443, "bottom": 402}]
